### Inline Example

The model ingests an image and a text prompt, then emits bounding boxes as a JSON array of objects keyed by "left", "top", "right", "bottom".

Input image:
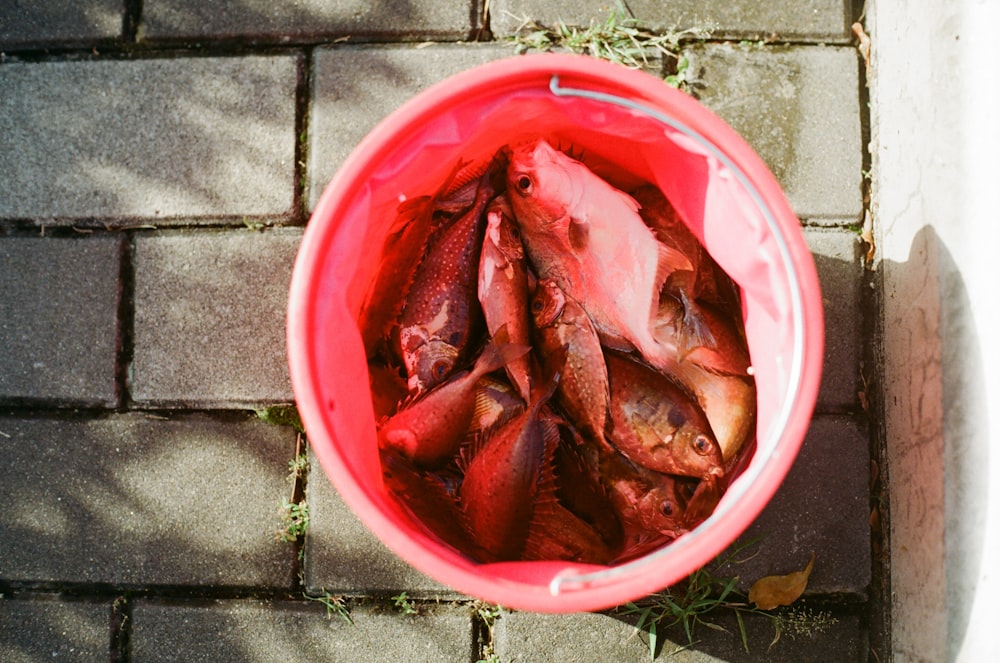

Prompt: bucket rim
[{"left": 287, "top": 52, "right": 825, "bottom": 613}]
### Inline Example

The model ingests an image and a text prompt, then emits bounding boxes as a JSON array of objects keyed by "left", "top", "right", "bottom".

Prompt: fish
[
  {"left": 557, "top": 420, "right": 691, "bottom": 559},
  {"left": 467, "top": 374, "right": 526, "bottom": 436},
  {"left": 359, "top": 158, "right": 474, "bottom": 360},
  {"left": 398, "top": 158, "right": 504, "bottom": 394},
  {"left": 653, "top": 297, "right": 756, "bottom": 464},
  {"left": 632, "top": 184, "right": 744, "bottom": 349},
  {"left": 368, "top": 361, "right": 409, "bottom": 421},
  {"left": 605, "top": 350, "right": 724, "bottom": 481},
  {"left": 459, "top": 372, "right": 561, "bottom": 562},
  {"left": 380, "top": 448, "right": 477, "bottom": 559},
  {"left": 530, "top": 278, "right": 610, "bottom": 446},
  {"left": 601, "top": 449, "right": 691, "bottom": 558},
  {"left": 478, "top": 195, "right": 536, "bottom": 401},
  {"left": 377, "top": 327, "right": 530, "bottom": 469},
  {"left": 506, "top": 139, "right": 690, "bottom": 376}
]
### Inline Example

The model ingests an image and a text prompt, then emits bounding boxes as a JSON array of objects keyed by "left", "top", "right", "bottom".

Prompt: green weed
[
  {"left": 616, "top": 542, "right": 837, "bottom": 658},
  {"left": 305, "top": 591, "right": 353, "bottom": 625},
  {"left": 506, "top": 2, "right": 713, "bottom": 89},
  {"left": 391, "top": 592, "right": 419, "bottom": 616}
]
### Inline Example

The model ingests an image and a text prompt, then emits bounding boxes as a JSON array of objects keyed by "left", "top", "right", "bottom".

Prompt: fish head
[
  {"left": 485, "top": 197, "right": 525, "bottom": 262},
  {"left": 408, "top": 338, "right": 460, "bottom": 394},
  {"left": 627, "top": 477, "right": 688, "bottom": 537},
  {"left": 506, "top": 140, "right": 578, "bottom": 228},
  {"left": 671, "top": 420, "right": 726, "bottom": 481},
  {"left": 530, "top": 278, "right": 566, "bottom": 328}
]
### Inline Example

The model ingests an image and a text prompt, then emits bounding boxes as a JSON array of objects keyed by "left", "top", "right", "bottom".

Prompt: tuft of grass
[
  {"left": 255, "top": 404, "right": 306, "bottom": 434},
  {"left": 506, "top": 2, "right": 713, "bottom": 89},
  {"left": 276, "top": 498, "right": 309, "bottom": 542},
  {"left": 473, "top": 602, "right": 506, "bottom": 663},
  {"left": 305, "top": 590, "right": 353, "bottom": 625},
  {"left": 616, "top": 541, "right": 836, "bottom": 658},
  {"left": 391, "top": 592, "right": 419, "bottom": 616},
  {"left": 275, "top": 431, "right": 310, "bottom": 543}
]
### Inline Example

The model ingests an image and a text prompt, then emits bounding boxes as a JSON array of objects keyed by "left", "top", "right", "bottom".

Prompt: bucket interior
[{"left": 290, "top": 55, "right": 822, "bottom": 613}]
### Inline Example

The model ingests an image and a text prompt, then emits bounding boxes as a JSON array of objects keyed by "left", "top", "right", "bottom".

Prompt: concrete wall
[{"left": 870, "top": 0, "right": 1000, "bottom": 660}]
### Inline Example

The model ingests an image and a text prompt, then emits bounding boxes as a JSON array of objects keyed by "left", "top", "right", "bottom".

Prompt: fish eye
[
  {"left": 693, "top": 435, "right": 712, "bottom": 455},
  {"left": 432, "top": 360, "right": 450, "bottom": 378},
  {"left": 660, "top": 500, "right": 675, "bottom": 517},
  {"left": 514, "top": 174, "right": 533, "bottom": 196},
  {"left": 531, "top": 297, "right": 545, "bottom": 312}
]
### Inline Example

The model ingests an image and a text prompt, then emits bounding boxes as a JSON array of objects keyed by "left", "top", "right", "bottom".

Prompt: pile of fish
[{"left": 360, "top": 139, "right": 756, "bottom": 565}]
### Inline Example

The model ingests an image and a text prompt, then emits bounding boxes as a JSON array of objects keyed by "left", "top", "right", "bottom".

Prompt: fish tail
[{"left": 471, "top": 324, "right": 531, "bottom": 380}]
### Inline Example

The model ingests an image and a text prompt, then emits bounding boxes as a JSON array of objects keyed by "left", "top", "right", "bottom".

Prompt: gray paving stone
[
  {"left": 490, "top": 1, "right": 853, "bottom": 42},
  {"left": 0, "top": 598, "right": 110, "bottom": 663},
  {"left": 142, "top": 0, "right": 476, "bottom": 42},
  {"left": 0, "top": 56, "right": 297, "bottom": 222},
  {"left": 806, "top": 228, "right": 865, "bottom": 411},
  {"left": 307, "top": 44, "right": 511, "bottom": 211},
  {"left": 0, "top": 234, "right": 122, "bottom": 407},
  {"left": 685, "top": 43, "right": 863, "bottom": 221},
  {"left": 0, "top": 413, "right": 296, "bottom": 588},
  {"left": 495, "top": 609, "right": 865, "bottom": 661},
  {"left": 721, "top": 415, "right": 871, "bottom": 598},
  {"left": 0, "top": 1, "right": 123, "bottom": 50},
  {"left": 131, "top": 228, "right": 301, "bottom": 408},
  {"left": 130, "top": 599, "right": 474, "bottom": 662},
  {"left": 304, "top": 448, "right": 458, "bottom": 597}
]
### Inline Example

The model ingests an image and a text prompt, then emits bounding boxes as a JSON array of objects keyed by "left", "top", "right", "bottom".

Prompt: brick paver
[
  {"left": 687, "top": 43, "right": 863, "bottom": 222},
  {"left": 0, "top": 413, "right": 296, "bottom": 588},
  {"left": 0, "top": 598, "right": 111, "bottom": 662},
  {"left": 490, "top": 0, "right": 853, "bottom": 43},
  {"left": 0, "top": 56, "right": 298, "bottom": 222},
  {"left": 131, "top": 228, "right": 301, "bottom": 407},
  {"left": 495, "top": 609, "right": 866, "bottom": 661},
  {"left": 0, "top": 234, "right": 122, "bottom": 407},
  {"left": 721, "top": 415, "right": 872, "bottom": 597},
  {"left": 307, "top": 43, "right": 510, "bottom": 210},
  {"left": 0, "top": 1, "right": 123, "bottom": 50},
  {"left": 141, "top": 0, "right": 477, "bottom": 42},
  {"left": 807, "top": 228, "right": 866, "bottom": 411},
  {"left": 130, "top": 599, "right": 475, "bottom": 662}
]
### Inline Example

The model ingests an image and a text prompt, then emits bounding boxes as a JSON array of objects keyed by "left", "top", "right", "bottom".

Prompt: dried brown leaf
[{"left": 748, "top": 552, "right": 815, "bottom": 610}]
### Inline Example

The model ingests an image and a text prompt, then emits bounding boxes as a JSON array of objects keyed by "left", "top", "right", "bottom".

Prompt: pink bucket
[{"left": 287, "top": 53, "right": 824, "bottom": 613}]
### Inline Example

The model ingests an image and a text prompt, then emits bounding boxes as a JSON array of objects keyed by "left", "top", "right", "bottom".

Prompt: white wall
[{"left": 870, "top": 0, "right": 1000, "bottom": 660}]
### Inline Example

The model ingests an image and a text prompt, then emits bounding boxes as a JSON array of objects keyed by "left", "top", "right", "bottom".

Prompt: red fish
[
  {"left": 359, "top": 158, "right": 474, "bottom": 360},
  {"left": 605, "top": 351, "right": 724, "bottom": 482},
  {"left": 377, "top": 328, "right": 529, "bottom": 469},
  {"left": 459, "top": 374, "right": 561, "bottom": 562},
  {"left": 530, "top": 278, "right": 610, "bottom": 445},
  {"left": 467, "top": 374, "right": 525, "bottom": 436},
  {"left": 399, "top": 159, "right": 504, "bottom": 394},
  {"left": 653, "top": 297, "right": 756, "bottom": 464},
  {"left": 632, "top": 184, "right": 744, "bottom": 350},
  {"left": 477, "top": 195, "right": 536, "bottom": 401},
  {"left": 380, "top": 448, "right": 477, "bottom": 559},
  {"left": 506, "top": 139, "right": 690, "bottom": 376}
]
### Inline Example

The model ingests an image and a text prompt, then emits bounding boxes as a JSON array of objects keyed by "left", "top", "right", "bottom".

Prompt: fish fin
[
  {"left": 675, "top": 288, "right": 717, "bottom": 358},
  {"left": 568, "top": 216, "right": 589, "bottom": 252},
  {"left": 655, "top": 242, "right": 694, "bottom": 291},
  {"left": 471, "top": 324, "right": 532, "bottom": 379}
]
